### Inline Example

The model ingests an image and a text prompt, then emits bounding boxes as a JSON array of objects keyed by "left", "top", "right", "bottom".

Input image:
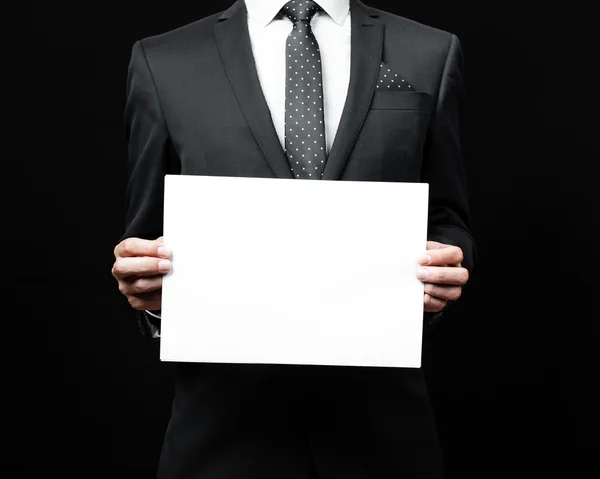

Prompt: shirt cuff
[
  {"left": 136, "top": 310, "right": 161, "bottom": 340},
  {"left": 145, "top": 310, "right": 162, "bottom": 320}
]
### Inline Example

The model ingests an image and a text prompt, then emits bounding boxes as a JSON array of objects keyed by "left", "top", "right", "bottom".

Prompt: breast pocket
[
  {"left": 342, "top": 91, "right": 433, "bottom": 182},
  {"left": 369, "top": 91, "right": 432, "bottom": 111}
]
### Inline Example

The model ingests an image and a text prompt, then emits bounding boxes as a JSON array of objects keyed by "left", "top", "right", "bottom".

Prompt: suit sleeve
[
  {"left": 120, "top": 41, "right": 180, "bottom": 337},
  {"left": 422, "top": 34, "right": 476, "bottom": 275},
  {"left": 120, "top": 40, "right": 181, "bottom": 244}
]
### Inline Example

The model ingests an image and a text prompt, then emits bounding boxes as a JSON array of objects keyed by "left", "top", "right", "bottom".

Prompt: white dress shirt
[
  {"left": 245, "top": 0, "right": 351, "bottom": 153},
  {"left": 144, "top": 0, "right": 351, "bottom": 331}
]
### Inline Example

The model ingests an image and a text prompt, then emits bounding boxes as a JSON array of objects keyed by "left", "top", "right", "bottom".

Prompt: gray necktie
[{"left": 282, "top": 0, "right": 327, "bottom": 179}]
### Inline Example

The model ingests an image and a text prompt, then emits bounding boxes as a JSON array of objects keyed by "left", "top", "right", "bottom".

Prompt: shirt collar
[{"left": 245, "top": 0, "right": 350, "bottom": 27}]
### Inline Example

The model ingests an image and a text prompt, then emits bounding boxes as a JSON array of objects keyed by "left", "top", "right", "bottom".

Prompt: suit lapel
[
  {"left": 214, "top": 1, "right": 293, "bottom": 179},
  {"left": 321, "top": 0, "right": 383, "bottom": 180},
  {"left": 213, "top": 0, "right": 382, "bottom": 181}
]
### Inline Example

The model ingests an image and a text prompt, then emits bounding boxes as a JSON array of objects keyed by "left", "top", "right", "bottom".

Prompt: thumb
[{"left": 426, "top": 241, "right": 448, "bottom": 250}]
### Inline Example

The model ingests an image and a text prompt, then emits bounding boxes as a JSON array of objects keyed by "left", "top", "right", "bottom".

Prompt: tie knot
[{"left": 282, "top": 0, "right": 321, "bottom": 23}]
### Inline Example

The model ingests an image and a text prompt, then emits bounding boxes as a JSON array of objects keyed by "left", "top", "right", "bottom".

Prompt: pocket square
[{"left": 377, "top": 62, "right": 415, "bottom": 91}]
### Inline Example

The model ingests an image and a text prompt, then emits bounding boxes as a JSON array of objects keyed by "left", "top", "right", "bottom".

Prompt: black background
[{"left": 12, "top": 0, "right": 598, "bottom": 477}]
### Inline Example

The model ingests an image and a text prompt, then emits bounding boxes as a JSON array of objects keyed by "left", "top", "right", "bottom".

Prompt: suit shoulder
[
  {"left": 135, "top": 11, "right": 223, "bottom": 53},
  {"left": 365, "top": 5, "right": 456, "bottom": 51}
]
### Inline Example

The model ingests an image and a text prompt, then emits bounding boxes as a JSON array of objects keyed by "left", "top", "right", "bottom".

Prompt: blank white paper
[{"left": 160, "top": 174, "right": 429, "bottom": 368}]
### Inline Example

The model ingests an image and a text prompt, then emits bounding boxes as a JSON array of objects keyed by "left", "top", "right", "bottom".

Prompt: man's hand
[
  {"left": 416, "top": 241, "right": 469, "bottom": 313},
  {"left": 112, "top": 236, "right": 172, "bottom": 311}
]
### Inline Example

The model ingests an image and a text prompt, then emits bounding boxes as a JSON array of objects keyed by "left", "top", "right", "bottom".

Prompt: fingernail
[
  {"left": 158, "top": 260, "right": 171, "bottom": 272},
  {"left": 157, "top": 246, "right": 171, "bottom": 258},
  {"left": 418, "top": 254, "right": 431, "bottom": 265},
  {"left": 417, "top": 268, "right": 429, "bottom": 280}
]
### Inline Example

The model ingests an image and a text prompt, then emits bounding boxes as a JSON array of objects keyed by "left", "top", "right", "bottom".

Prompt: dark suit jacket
[{"left": 120, "top": 1, "right": 475, "bottom": 477}]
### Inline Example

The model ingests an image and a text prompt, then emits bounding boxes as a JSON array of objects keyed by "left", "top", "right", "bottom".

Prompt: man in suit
[{"left": 111, "top": 0, "right": 475, "bottom": 477}]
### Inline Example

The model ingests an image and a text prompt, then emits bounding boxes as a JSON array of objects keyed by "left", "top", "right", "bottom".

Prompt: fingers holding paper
[
  {"left": 112, "top": 236, "right": 172, "bottom": 311},
  {"left": 416, "top": 241, "right": 469, "bottom": 313}
]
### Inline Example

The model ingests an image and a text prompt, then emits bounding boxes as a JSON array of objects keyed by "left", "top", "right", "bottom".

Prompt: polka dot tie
[{"left": 282, "top": 0, "right": 326, "bottom": 179}]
